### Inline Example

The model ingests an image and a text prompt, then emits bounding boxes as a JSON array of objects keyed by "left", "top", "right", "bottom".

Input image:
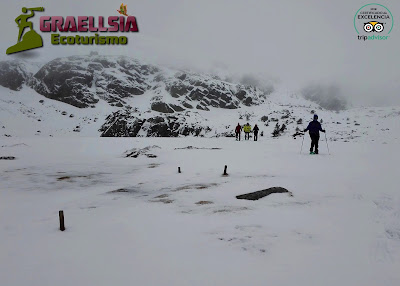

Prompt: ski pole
[
  {"left": 325, "top": 132, "right": 330, "bottom": 155},
  {"left": 300, "top": 133, "right": 305, "bottom": 154}
]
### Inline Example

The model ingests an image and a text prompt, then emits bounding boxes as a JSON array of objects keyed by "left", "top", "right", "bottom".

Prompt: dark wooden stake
[
  {"left": 59, "top": 210, "right": 65, "bottom": 231},
  {"left": 223, "top": 165, "right": 228, "bottom": 176},
  {"left": 178, "top": 167, "right": 181, "bottom": 173}
]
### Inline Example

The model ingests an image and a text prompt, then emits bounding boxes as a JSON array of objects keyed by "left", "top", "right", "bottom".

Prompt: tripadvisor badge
[
  {"left": 6, "top": 7, "right": 44, "bottom": 54},
  {"left": 354, "top": 3, "right": 393, "bottom": 41}
]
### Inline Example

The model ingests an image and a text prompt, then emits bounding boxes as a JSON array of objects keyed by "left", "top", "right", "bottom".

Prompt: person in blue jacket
[{"left": 304, "top": 114, "right": 325, "bottom": 154}]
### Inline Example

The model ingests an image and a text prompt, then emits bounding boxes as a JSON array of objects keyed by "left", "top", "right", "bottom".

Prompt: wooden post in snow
[
  {"left": 59, "top": 210, "right": 65, "bottom": 231},
  {"left": 223, "top": 165, "right": 228, "bottom": 176}
]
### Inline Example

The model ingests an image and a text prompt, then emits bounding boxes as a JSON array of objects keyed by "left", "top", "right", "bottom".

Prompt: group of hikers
[
  {"left": 235, "top": 114, "right": 326, "bottom": 154},
  {"left": 235, "top": 123, "right": 260, "bottom": 141}
]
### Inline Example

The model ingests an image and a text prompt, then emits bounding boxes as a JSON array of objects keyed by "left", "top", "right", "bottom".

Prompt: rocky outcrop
[
  {"left": 236, "top": 187, "right": 292, "bottom": 200},
  {"left": 164, "top": 72, "right": 268, "bottom": 110},
  {"left": 0, "top": 61, "right": 38, "bottom": 91},
  {"left": 123, "top": 145, "right": 161, "bottom": 158},
  {"left": 30, "top": 55, "right": 156, "bottom": 108},
  {"left": 99, "top": 108, "right": 211, "bottom": 137},
  {"left": 1, "top": 55, "right": 270, "bottom": 112}
]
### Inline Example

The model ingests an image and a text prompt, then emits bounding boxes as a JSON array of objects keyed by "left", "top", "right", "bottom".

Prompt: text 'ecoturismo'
[{"left": 40, "top": 16, "right": 139, "bottom": 45}]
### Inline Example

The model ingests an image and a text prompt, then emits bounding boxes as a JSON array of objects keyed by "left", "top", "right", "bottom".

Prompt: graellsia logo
[
  {"left": 7, "top": 7, "right": 44, "bottom": 54},
  {"left": 6, "top": 6, "right": 139, "bottom": 55},
  {"left": 354, "top": 3, "right": 393, "bottom": 41}
]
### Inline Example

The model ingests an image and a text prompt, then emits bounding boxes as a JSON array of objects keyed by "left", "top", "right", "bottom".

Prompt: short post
[
  {"left": 178, "top": 167, "right": 181, "bottom": 173},
  {"left": 59, "top": 210, "right": 65, "bottom": 231},
  {"left": 223, "top": 165, "right": 228, "bottom": 176}
]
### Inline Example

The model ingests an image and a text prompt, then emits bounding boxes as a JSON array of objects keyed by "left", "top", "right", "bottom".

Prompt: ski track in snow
[{"left": 369, "top": 194, "right": 400, "bottom": 264}]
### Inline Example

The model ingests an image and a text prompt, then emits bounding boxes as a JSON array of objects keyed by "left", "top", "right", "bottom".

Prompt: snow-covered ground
[{"left": 1, "top": 136, "right": 400, "bottom": 286}]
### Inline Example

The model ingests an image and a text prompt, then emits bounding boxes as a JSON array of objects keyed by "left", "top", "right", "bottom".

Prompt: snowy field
[{"left": 1, "top": 136, "right": 400, "bottom": 286}]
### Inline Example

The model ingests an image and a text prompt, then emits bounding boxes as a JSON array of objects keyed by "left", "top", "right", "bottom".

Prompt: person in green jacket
[{"left": 243, "top": 123, "right": 251, "bottom": 140}]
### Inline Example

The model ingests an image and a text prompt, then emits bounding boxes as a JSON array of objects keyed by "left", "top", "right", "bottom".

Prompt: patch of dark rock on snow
[
  {"left": 0, "top": 156, "right": 16, "bottom": 160},
  {"left": 150, "top": 198, "right": 174, "bottom": 204},
  {"left": 124, "top": 145, "right": 161, "bottom": 158},
  {"left": 236, "top": 187, "right": 292, "bottom": 200},
  {"left": 195, "top": 201, "right": 214, "bottom": 205},
  {"left": 108, "top": 187, "right": 141, "bottom": 194},
  {"left": 386, "top": 228, "right": 400, "bottom": 240},
  {"left": 148, "top": 163, "right": 160, "bottom": 168},
  {"left": 173, "top": 183, "right": 218, "bottom": 192},
  {"left": 57, "top": 175, "right": 90, "bottom": 181},
  {"left": 174, "top": 146, "right": 222, "bottom": 150},
  {"left": 154, "top": 194, "right": 169, "bottom": 199}
]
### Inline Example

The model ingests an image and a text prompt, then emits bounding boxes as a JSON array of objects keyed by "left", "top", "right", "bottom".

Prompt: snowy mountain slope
[
  {"left": 0, "top": 86, "right": 112, "bottom": 137},
  {"left": 1, "top": 83, "right": 400, "bottom": 144},
  {"left": 9, "top": 54, "right": 269, "bottom": 112},
  {"left": 0, "top": 56, "right": 400, "bottom": 143}
]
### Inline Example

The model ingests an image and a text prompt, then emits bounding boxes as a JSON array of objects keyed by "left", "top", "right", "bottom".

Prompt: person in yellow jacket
[{"left": 243, "top": 122, "right": 251, "bottom": 140}]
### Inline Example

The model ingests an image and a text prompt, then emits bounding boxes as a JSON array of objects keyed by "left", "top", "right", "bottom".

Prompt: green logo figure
[{"left": 6, "top": 7, "right": 44, "bottom": 55}]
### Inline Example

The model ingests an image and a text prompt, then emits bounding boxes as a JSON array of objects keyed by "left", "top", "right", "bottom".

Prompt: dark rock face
[
  {"left": 163, "top": 72, "right": 267, "bottom": 111},
  {"left": 30, "top": 55, "right": 155, "bottom": 108},
  {"left": 0, "top": 61, "right": 34, "bottom": 91},
  {"left": 1, "top": 55, "right": 269, "bottom": 112},
  {"left": 170, "top": 104, "right": 185, "bottom": 112},
  {"left": 151, "top": 102, "right": 175, "bottom": 113},
  {"left": 32, "top": 60, "right": 97, "bottom": 108},
  {"left": 236, "top": 187, "right": 291, "bottom": 200},
  {"left": 0, "top": 55, "right": 277, "bottom": 138},
  {"left": 182, "top": 101, "right": 193, "bottom": 109},
  {"left": 99, "top": 109, "right": 211, "bottom": 137},
  {"left": 150, "top": 101, "right": 185, "bottom": 113}
]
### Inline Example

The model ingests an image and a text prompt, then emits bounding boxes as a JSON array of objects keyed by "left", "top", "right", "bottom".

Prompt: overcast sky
[{"left": 0, "top": 0, "right": 399, "bottom": 107}]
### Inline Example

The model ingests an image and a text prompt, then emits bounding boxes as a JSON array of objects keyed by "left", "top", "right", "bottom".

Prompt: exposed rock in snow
[
  {"left": 0, "top": 156, "right": 16, "bottom": 160},
  {"left": 100, "top": 109, "right": 211, "bottom": 137},
  {"left": 236, "top": 187, "right": 291, "bottom": 200},
  {"left": 29, "top": 56, "right": 155, "bottom": 108},
  {"left": 123, "top": 145, "right": 161, "bottom": 158},
  {"left": 0, "top": 60, "right": 41, "bottom": 91},
  {"left": 0, "top": 55, "right": 268, "bottom": 110}
]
